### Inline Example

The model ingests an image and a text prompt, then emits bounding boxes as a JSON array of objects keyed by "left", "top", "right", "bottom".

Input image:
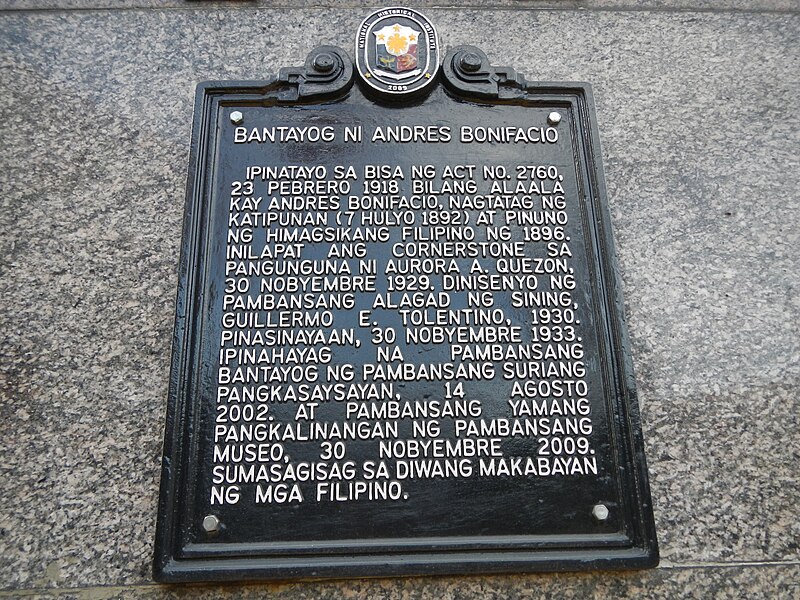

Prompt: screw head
[
  {"left": 313, "top": 53, "right": 335, "bottom": 73},
  {"left": 202, "top": 514, "right": 221, "bottom": 533},
  {"left": 460, "top": 52, "right": 482, "bottom": 73},
  {"left": 592, "top": 503, "right": 610, "bottom": 522},
  {"left": 548, "top": 111, "right": 562, "bottom": 126},
  {"left": 230, "top": 111, "right": 243, "bottom": 125}
]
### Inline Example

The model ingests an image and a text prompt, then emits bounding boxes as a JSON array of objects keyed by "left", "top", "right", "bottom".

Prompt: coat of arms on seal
[{"left": 356, "top": 7, "right": 439, "bottom": 96}]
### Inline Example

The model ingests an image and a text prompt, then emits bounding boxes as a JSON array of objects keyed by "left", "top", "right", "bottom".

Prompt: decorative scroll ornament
[
  {"left": 277, "top": 45, "right": 354, "bottom": 101},
  {"left": 356, "top": 7, "right": 440, "bottom": 96},
  {"left": 442, "top": 45, "right": 528, "bottom": 99}
]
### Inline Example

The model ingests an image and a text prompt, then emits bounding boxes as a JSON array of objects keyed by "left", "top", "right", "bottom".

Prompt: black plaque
[{"left": 154, "top": 23, "right": 658, "bottom": 582}]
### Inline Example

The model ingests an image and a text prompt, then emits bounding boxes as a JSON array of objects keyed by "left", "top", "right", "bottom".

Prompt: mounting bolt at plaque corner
[
  {"left": 459, "top": 52, "right": 483, "bottom": 73},
  {"left": 548, "top": 111, "right": 562, "bottom": 126},
  {"left": 592, "top": 503, "right": 610, "bottom": 522},
  {"left": 313, "top": 52, "right": 335, "bottom": 73},
  {"left": 202, "top": 514, "right": 221, "bottom": 534},
  {"left": 230, "top": 111, "right": 243, "bottom": 125}
]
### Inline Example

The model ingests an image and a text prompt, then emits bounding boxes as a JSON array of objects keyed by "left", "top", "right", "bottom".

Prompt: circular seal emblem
[{"left": 355, "top": 7, "right": 440, "bottom": 96}]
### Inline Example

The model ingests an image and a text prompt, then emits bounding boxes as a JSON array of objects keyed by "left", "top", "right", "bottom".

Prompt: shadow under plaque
[{"left": 153, "top": 27, "right": 658, "bottom": 583}]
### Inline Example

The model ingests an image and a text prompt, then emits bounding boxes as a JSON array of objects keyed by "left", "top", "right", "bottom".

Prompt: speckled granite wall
[{"left": 0, "top": 1, "right": 798, "bottom": 598}]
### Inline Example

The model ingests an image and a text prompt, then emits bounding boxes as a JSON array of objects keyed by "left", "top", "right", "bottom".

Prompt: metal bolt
[
  {"left": 202, "top": 514, "right": 221, "bottom": 533},
  {"left": 592, "top": 503, "right": 610, "bottom": 522},
  {"left": 548, "top": 111, "right": 562, "bottom": 126},
  {"left": 230, "top": 111, "right": 243, "bottom": 125},
  {"left": 460, "top": 52, "right": 482, "bottom": 73},
  {"left": 313, "top": 53, "right": 335, "bottom": 73}
]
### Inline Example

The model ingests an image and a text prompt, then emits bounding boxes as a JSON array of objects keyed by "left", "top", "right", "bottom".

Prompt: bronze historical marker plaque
[{"left": 154, "top": 7, "right": 658, "bottom": 582}]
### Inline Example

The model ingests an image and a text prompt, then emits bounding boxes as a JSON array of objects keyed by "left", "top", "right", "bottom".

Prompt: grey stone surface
[
  {"left": 0, "top": 3, "right": 798, "bottom": 598},
  {"left": 1, "top": 1, "right": 799, "bottom": 13},
  {"left": 1, "top": 565, "right": 799, "bottom": 598}
]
